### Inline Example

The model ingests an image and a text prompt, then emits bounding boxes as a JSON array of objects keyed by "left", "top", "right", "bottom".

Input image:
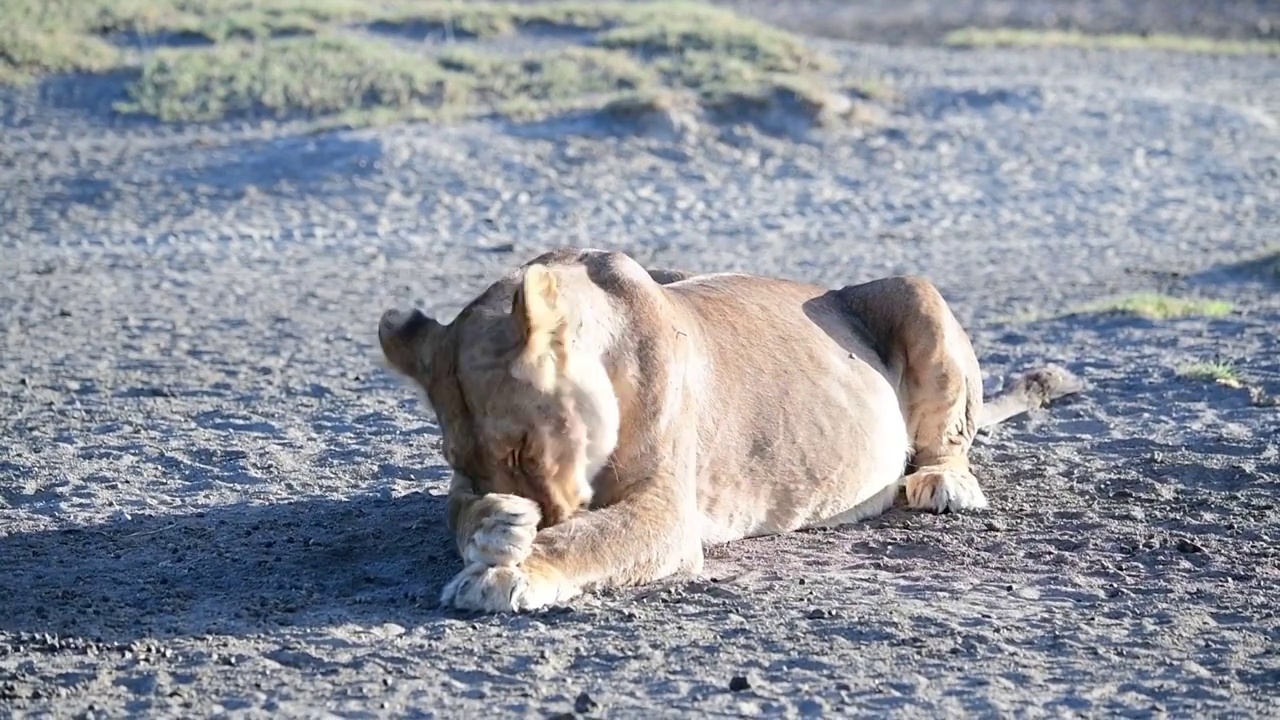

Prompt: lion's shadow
[{"left": 0, "top": 490, "right": 460, "bottom": 643}]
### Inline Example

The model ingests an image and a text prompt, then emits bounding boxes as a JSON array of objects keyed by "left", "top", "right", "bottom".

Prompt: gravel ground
[
  {"left": 3, "top": 15, "right": 1280, "bottom": 720},
  {"left": 716, "top": 0, "right": 1280, "bottom": 44}
]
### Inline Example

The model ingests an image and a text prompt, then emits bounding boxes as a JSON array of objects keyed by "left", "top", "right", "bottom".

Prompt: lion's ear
[
  {"left": 511, "top": 264, "right": 567, "bottom": 392},
  {"left": 378, "top": 308, "right": 442, "bottom": 379}
]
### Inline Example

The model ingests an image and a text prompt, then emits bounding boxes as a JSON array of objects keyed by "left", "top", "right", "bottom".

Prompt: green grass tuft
[
  {"left": 1176, "top": 361, "right": 1242, "bottom": 387},
  {"left": 1075, "top": 293, "right": 1234, "bottom": 321},
  {"left": 944, "top": 28, "right": 1280, "bottom": 56}
]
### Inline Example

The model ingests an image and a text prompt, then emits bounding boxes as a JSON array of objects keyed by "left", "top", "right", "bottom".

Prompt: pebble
[
  {"left": 574, "top": 692, "right": 599, "bottom": 714},
  {"left": 1176, "top": 538, "right": 1206, "bottom": 554}
]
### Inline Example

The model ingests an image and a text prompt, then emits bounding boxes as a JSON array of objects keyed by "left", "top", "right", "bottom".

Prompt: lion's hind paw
[{"left": 904, "top": 465, "right": 989, "bottom": 514}]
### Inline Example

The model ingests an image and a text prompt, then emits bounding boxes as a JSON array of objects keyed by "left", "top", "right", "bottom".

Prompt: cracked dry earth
[{"left": 2, "top": 33, "right": 1279, "bottom": 720}]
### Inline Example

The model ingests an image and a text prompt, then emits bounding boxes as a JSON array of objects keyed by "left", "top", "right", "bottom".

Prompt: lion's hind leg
[
  {"left": 838, "top": 276, "right": 988, "bottom": 514},
  {"left": 805, "top": 478, "right": 902, "bottom": 529},
  {"left": 896, "top": 332, "right": 989, "bottom": 514}
]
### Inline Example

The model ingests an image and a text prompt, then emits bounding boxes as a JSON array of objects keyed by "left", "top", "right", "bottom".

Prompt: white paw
[
  {"left": 465, "top": 494, "right": 541, "bottom": 567},
  {"left": 439, "top": 563, "right": 576, "bottom": 613},
  {"left": 904, "top": 466, "right": 989, "bottom": 513}
]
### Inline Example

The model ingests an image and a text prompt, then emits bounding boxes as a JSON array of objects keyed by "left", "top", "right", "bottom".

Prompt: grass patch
[
  {"left": 118, "top": 34, "right": 458, "bottom": 123},
  {"left": 0, "top": 24, "right": 122, "bottom": 84},
  {"left": 1074, "top": 292, "right": 1234, "bottom": 321},
  {"left": 374, "top": 2, "right": 702, "bottom": 39},
  {"left": 118, "top": 36, "right": 652, "bottom": 124},
  {"left": 597, "top": 11, "right": 831, "bottom": 76},
  {"left": 2, "top": 1, "right": 861, "bottom": 130},
  {"left": 447, "top": 45, "right": 655, "bottom": 119},
  {"left": 944, "top": 28, "right": 1280, "bottom": 56},
  {"left": 1176, "top": 361, "right": 1242, "bottom": 388},
  {"left": 701, "top": 74, "right": 856, "bottom": 126}
]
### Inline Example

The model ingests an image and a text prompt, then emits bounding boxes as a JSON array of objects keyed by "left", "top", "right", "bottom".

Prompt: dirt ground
[{"left": 2, "top": 2, "right": 1279, "bottom": 718}]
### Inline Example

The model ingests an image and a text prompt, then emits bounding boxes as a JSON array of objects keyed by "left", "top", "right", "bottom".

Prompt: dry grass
[{"left": 944, "top": 28, "right": 1280, "bottom": 56}]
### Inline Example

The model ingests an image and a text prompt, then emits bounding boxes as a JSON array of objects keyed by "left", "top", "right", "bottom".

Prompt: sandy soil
[{"left": 2, "top": 6, "right": 1280, "bottom": 718}]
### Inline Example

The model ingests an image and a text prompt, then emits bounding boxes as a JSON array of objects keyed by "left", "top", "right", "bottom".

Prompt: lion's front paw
[
  {"left": 440, "top": 561, "right": 576, "bottom": 613},
  {"left": 904, "top": 465, "right": 989, "bottom": 513},
  {"left": 465, "top": 493, "right": 541, "bottom": 567}
]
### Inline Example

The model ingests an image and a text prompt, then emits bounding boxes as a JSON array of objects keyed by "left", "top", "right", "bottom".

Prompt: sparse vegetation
[
  {"left": 119, "top": 37, "right": 653, "bottom": 124},
  {"left": 1, "top": 0, "right": 866, "bottom": 129},
  {"left": 120, "top": 35, "right": 452, "bottom": 124},
  {"left": 1176, "top": 361, "right": 1242, "bottom": 388},
  {"left": 0, "top": 7, "right": 125, "bottom": 84},
  {"left": 597, "top": 12, "right": 830, "bottom": 76},
  {"left": 944, "top": 28, "right": 1280, "bottom": 56},
  {"left": 1074, "top": 293, "right": 1234, "bottom": 321}
]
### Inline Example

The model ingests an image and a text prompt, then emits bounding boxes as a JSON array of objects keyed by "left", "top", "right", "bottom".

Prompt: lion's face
[{"left": 378, "top": 264, "right": 620, "bottom": 528}]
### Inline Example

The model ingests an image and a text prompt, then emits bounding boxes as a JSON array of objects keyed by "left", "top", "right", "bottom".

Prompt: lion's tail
[{"left": 978, "top": 363, "right": 1085, "bottom": 430}]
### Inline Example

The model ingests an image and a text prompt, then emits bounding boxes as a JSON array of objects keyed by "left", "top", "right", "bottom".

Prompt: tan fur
[{"left": 378, "top": 248, "right": 1083, "bottom": 613}]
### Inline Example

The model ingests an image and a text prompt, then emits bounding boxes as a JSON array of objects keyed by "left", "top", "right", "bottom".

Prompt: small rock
[
  {"left": 574, "top": 691, "right": 599, "bottom": 714},
  {"left": 1111, "top": 489, "right": 1135, "bottom": 500},
  {"left": 378, "top": 623, "right": 406, "bottom": 637},
  {"left": 806, "top": 608, "right": 832, "bottom": 619},
  {"left": 729, "top": 675, "right": 753, "bottom": 692},
  {"left": 984, "top": 520, "right": 1006, "bottom": 532},
  {"left": 1176, "top": 538, "right": 1205, "bottom": 554},
  {"left": 797, "top": 698, "right": 827, "bottom": 716}
]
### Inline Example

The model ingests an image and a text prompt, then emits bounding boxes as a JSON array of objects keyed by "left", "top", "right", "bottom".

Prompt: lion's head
[{"left": 378, "top": 261, "right": 621, "bottom": 528}]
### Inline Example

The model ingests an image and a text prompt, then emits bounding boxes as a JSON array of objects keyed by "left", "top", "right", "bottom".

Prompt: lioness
[{"left": 378, "top": 248, "right": 1082, "bottom": 613}]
